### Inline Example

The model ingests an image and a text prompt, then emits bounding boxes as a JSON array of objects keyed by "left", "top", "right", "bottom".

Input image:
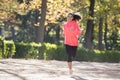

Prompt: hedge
[
  {"left": 13, "top": 42, "right": 43, "bottom": 59},
  {"left": 0, "top": 39, "right": 120, "bottom": 62},
  {"left": 0, "top": 37, "right": 3, "bottom": 58},
  {"left": 42, "top": 43, "right": 67, "bottom": 60},
  {"left": 13, "top": 42, "right": 120, "bottom": 62},
  {"left": 14, "top": 42, "right": 67, "bottom": 60},
  {"left": 0, "top": 37, "right": 15, "bottom": 58},
  {"left": 75, "top": 48, "right": 120, "bottom": 62}
]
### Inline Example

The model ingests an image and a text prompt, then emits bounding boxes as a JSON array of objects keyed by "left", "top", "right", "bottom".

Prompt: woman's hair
[{"left": 68, "top": 13, "right": 81, "bottom": 21}]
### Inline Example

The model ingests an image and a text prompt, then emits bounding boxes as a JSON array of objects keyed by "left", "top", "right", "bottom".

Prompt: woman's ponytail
[{"left": 73, "top": 14, "right": 81, "bottom": 21}]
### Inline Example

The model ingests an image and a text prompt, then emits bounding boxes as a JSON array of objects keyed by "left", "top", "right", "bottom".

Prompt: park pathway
[{"left": 0, "top": 59, "right": 120, "bottom": 80}]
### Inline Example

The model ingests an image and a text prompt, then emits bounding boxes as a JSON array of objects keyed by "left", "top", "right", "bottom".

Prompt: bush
[
  {"left": 43, "top": 43, "right": 57, "bottom": 60},
  {"left": 0, "top": 36, "right": 3, "bottom": 58},
  {"left": 14, "top": 42, "right": 43, "bottom": 59},
  {"left": 13, "top": 42, "right": 120, "bottom": 62},
  {"left": 3, "top": 40, "right": 16, "bottom": 58},
  {"left": 43, "top": 43, "right": 67, "bottom": 60},
  {"left": 102, "top": 50, "right": 120, "bottom": 62},
  {"left": 0, "top": 37, "right": 15, "bottom": 58},
  {"left": 55, "top": 45, "right": 67, "bottom": 61},
  {"left": 14, "top": 42, "right": 67, "bottom": 60},
  {"left": 75, "top": 48, "right": 120, "bottom": 62}
]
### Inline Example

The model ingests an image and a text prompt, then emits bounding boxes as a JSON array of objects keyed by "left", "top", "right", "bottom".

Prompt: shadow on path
[
  {"left": 71, "top": 75, "right": 87, "bottom": 80},
  {"left": 0, "top": 69, "right": 27, "bottom": 80}
]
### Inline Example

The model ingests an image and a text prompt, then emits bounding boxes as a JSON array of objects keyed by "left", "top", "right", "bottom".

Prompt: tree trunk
[
  {"left": 1, "top": 40, "right": 5, "bottom": 58},
  {"left": 10, "top": 25, "right": 15, "bottom": 41},
  {"left": 34, "top": 9, "right": 40, "bottom": 42},
  {"left": 83, "top": 0, "right": 95, "bottom": 49},
  {"left": 36, "top": 0, "right": 47, "bottom": 43},
  {"left": 98, "top": 17, "right": 103, "bottom": 50},
  {"left": 104, "top": 15, "right": 109, "bottom": 50},
  {"left": 55, "top": 25, "right": 60, "bottom": 45},
  {"left": 0, "top": 27, "right": 5, "bottom": 58}
]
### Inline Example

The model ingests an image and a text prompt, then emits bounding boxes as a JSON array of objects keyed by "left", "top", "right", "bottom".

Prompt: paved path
[{"left": 0, "top": 59, "right": 120, "bottom": 80}]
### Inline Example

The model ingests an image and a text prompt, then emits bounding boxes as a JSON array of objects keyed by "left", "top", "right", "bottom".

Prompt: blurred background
[{"left": 0, "top": 0, "right": 120, "bottom": 61}]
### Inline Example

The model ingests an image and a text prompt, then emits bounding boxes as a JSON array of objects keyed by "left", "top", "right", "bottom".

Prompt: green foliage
[
  {"left": 13, "top": 42, "right": 120, "bottom": 62},
  {"left": 0, "top": 37, "right": 15, "bottom": 58},
  {"left": 1, "top": 0, "right": 119, "bottom": 50},
  {"left": 0, "top": 39, "right": 119, "bottom": 62},
  {"left": 14, "top": 42, "right": 66, "bottom": 60},
  {"left": 103, "top": 50, "right": 120, "bottom": 62},
  {"left": 0, "top": 0, "right": 120, "bottom": 55},
  {"left": 14, "top": 42, "right": 43, "bottom": 59},
  {"left": 0, "top": 36, "right": 3, "bottom": 58},
  {"left": 42, "top": 43, "right": 57, "bottom": 60},
  {"left": 42, "top": 43, "right": 67, "bottom": 60},
  {"left": 76, "top": 48, "right": 120, "bottom": 62},
  {"left": 54, "top": 46, "right": 67, "bottom": 61},
  {"left": 4, "top": 40, "right": 16, "bottom": 58}
]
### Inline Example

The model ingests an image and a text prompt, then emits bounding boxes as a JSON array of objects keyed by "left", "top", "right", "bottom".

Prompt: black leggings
[{"left": 65, "top": 44, "right": 77, "bottom": 62}]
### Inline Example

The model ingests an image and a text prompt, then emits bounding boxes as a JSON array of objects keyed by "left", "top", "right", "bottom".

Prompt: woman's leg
[
  {"left": 67, "top": 54, "right": 73, "bottom": 74},
  {"left": 68, "top": 61, "right": 72, "bottom": 74},
  {"left": 71, "top": 46, "right": 77, "bottom": 58},
  {"left": 65, "top": 45, "right": 73, "bottom": 74},
  {"left": 68, "top": 46, "right": 77, "bottom": 74}
]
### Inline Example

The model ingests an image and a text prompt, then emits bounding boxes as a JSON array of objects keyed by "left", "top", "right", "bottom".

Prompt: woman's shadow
[{"left": 71, "top": 75, "right": 87, "bottom": 80}]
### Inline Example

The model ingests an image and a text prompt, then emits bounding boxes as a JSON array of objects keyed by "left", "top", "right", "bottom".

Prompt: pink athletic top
[{"left": 63, "top": 20, "right": 82, "bottom": 46}]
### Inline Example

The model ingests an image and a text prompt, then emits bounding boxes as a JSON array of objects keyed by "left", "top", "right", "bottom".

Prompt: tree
[
  {"left": 35, "top": 0, "right": 47, "bottom": 43},
  {"left": 96, "top": 0, "right": 105, "bottom": 50},
  {"left": 43, "top": 0, "right": 73, "bottom": 44},
  {"left": 83, "top": 0, "right": 95, "bottom": 49},
  {"left": 101, "top": 0, "right": 120, "bottom": 50},
  {"left": 98, "top": 17, "right": 103, "bottom": 50},
  {"left": 0, "top": 0, "right": 119, "bottom": 50},
  {"left": 0, "top": 0, "right": 29, "bottom": 41}
]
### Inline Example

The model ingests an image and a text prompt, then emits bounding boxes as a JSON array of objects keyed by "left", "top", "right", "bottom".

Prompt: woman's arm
[
  {"left": 62, "top": 28, "right": 65, "bottom": 37},
  {"left": 74, "top": 23, "right": 82, "bottom": 36}
]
